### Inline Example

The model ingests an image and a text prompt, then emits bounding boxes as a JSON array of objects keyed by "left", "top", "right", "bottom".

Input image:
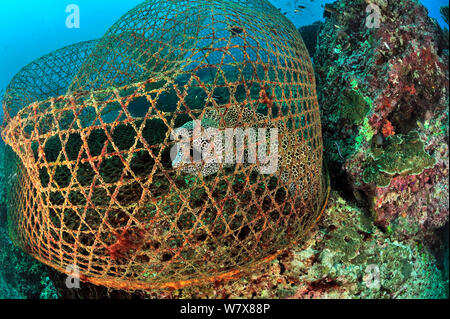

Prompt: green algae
[
  {"left": 324, "top": 227, "right": 364, "bottom": 263},
  {"left": 362, "top": 166, "right": 393, "bottom": 188},
  {"left": 355, "top": 117, "right": 375, "bottom": 150},
  {"left": 321, "top": 83, "right": 375, "bottom": 164},
  {"left": 339, "top": 89, "right": 371, "bottom": 125},
  {"left": 363, "top": 131, "right": 436, "bottom": 188}
]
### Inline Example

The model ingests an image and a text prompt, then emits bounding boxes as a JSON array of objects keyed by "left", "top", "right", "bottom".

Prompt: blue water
[{"left": 0, "top": 0, "right": 448, "bottom": 118}]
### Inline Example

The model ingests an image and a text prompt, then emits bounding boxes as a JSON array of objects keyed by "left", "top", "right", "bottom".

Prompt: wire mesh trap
[{"left": 1, "top": 0, "right": 329, "bottom": 291}]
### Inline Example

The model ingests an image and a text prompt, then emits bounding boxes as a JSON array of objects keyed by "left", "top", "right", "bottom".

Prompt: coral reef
[
  {"left": 314, "top": 0, "right": 449, "bottom": 241},
  {"left": 50, "top": 191, "right": 448, "bottom": 299},
  {"left": 362, "top": 131, "right": 436, "bottom": 188}
]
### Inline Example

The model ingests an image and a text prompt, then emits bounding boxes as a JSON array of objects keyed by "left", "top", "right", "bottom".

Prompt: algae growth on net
[{"left": 1, "top": 0, "right": 328, "bottom": 291}]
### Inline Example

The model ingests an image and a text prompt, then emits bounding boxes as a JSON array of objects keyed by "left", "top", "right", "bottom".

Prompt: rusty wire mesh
[{"left": 1, "top": 0, "right": 328, "bottom": 291}]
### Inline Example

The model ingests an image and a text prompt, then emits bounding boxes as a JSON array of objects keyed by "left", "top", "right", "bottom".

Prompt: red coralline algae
[
  {"left": 374, "top": 163, "right": 449, "bottom": 233},
  {"left": 258, "top": 86, "right": 274, "bottom": 109},
  {"left": 381, "top": 120, "right": 395, "bottom": 137},
  {"left": 106, "top": 228, "right": 146, "bottom": 261},
  {"left": 404, "top": 84, "right": 417, "bottom": 96}
]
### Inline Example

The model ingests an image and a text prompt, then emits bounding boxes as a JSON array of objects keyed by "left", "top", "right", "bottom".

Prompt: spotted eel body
[{"left": 172, "top": 105, "right": 320, "bottom": 196}]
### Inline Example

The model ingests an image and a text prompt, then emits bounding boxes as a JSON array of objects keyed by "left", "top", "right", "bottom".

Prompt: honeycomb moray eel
[{"left": 172, "top": 104, "right": 321, "bottom": 198}]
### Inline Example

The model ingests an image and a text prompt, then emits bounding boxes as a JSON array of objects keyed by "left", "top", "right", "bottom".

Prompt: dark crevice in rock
[
  {"left": 433, "top": 222, "right": 449, "bottom": 279},
  {"left": 298, "top": 21, "right": 323, "bottom": 57},
  {"left": 326, "top": 159, "right": 355, "bottom": 202}
]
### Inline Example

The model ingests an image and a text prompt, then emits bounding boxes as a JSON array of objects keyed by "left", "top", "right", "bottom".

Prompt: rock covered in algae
[
  {"left": 362, "top": 131, "right": 436, "bottom": 188},
  {"left": 314, "top": 0, "right": 449, "bottom": 239},
  {"left": 338, "top": 89, "right": 372, "bottom": 126}
]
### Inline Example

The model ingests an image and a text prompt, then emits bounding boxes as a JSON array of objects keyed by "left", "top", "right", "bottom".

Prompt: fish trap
[{"left": 1, "top": 0, "right": 329, "bottom": 291}]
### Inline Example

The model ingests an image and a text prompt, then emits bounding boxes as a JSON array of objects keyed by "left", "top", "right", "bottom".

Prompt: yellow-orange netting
[{"left": 1, "top": 0, "right": 328, "bottom": 291}]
